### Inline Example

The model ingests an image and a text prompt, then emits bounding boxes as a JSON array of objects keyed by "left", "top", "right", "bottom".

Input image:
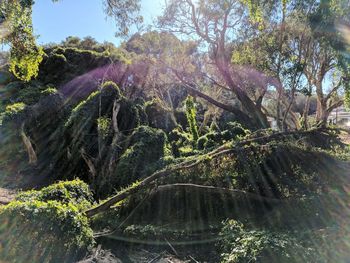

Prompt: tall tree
[{"left": 158, "top": 0, "right": 270, "bottom": 128}]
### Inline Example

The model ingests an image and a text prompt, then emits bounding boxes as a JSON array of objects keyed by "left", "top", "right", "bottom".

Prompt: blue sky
[{"left": 32, "top": 0, "right": 164, "bottom": 46}]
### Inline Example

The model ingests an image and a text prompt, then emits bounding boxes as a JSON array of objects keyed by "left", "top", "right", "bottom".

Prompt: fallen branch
[
  {"left": 156, "top": 184, "right": 282, "bottom": 204},
  {"left": 84, "top": 127, "right": 326, "bottom": 218}
]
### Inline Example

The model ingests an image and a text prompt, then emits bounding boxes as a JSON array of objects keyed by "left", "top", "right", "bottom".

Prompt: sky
[{"left": 32, "top": 0, "right": 164, "bottom": 47}]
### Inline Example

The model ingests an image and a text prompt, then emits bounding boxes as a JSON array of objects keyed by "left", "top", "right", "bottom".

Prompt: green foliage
[
  {"left": 185, "top": 96, "right": 199, "bottom": 142},
  {"left": 197, "top": 122, "right": 249, "bottom": 150},
  {"left": 9, "top": 46, "right": 44, "bottom": 82},
  {"left": 219, "top": 220, "right": 315, "bottom": 263},
  {"left": 0, "top": 102, "right": 26, "bottom": 124},
  {"left": 168, "top": 126, "right": 193, "bottom": 157},
  {"left": 65, "top": 81, "right": 121, "bottom": 128},
  {"left": 0, "top": 1, "right": 44, "bottom": 81},
  {"left": 15, "top": 179, "right": 94, "bottom": 211},
  {"left": 0, "top": 81, "right": 58, "bottom": 114},
  {"left": 345, "top": 82, "right": 350, "bottom": 109},
  {"left": 111, "top": 125, "right": 169, "bottom": 189},
  {"left": 0, "top": 200, "right": 94, "bottom": 262},
  {"left": 38, "top": 47, "right": 114, "bottom": 85},
  {"left": 40, "top": 86, "right": 57, "bottom": 96},
  {"left": 4, "top": 102, "right": 26, "bottom": 116},
  {"left": 97, "top": 116, "right": 111, "bottom": 139}
]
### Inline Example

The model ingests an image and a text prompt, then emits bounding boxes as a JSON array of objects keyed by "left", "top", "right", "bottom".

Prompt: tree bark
[
  {"left": 20, "top": 123, "right": 37, "bottom": 165},
  {"left": 215, "top": 57, "right": 269, "bottom": 129}
]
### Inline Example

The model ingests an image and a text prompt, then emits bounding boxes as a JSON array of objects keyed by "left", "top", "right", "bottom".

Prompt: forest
[{"left": 0, "top": 0, "right": 350, "bottom": 262}]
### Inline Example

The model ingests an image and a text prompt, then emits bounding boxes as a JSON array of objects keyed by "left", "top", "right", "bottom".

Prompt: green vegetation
[
  {"left": 0, "top": 180, "right": 95, "bottom": 262},
  {"left": 0, "top": 0, "right": 350, "bottom": 262}
]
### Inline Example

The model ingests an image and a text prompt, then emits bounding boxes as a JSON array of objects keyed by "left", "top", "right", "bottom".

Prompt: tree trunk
[
  {"left": 302, "top": 96, "right": 311, "bottom": 130},
  {"left": 215, "top": 56, "right": 269, "bottom": 129}
]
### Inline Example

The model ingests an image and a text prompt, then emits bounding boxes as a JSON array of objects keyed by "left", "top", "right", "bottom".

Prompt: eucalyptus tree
[
  {"left": 242, "top": 0, "right": 350, "bottom": 127},
  {"left": 158, "top": 0, "right": 270, "bottom": 128}
]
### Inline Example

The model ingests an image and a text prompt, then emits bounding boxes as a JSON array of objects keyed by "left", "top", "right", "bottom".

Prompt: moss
[{"left": 0, "top": 200, "right": 94, "bottom": 262}]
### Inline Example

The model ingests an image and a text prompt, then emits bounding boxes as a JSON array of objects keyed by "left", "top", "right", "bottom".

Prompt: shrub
[
  {"left": 0, "top": 200, "right": 94, "bottom": 262},
  {"left": 219, "top": 220, "right": 316, "bottom": 263},
  {"left": 15, "top": 179, "right": 95, "bottom": 211},
  {"left": 111, "top": 126, "right": 169, "bottom": 189}
]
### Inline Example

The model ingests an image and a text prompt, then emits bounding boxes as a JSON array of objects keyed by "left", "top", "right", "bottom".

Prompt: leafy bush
[
  {"left": 38, "top": 47, "right": 113, "bottom": 85},
  {"left": 0, "top": 200, "right": 94, "bottom": 262},
  {"left": 15, "top": 179, "right": 95, "bottom": 211},
  {"left": 111, "top": 126, "right": 169, "bottom": 189},
  {"left": 168, "top": 126, "right": 192, "bottom": 157},
  {"left": 219, "top": 220, "right": 316, "bottom": 263}
]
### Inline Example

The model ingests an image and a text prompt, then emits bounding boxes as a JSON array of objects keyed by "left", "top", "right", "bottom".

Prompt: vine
[
  {"left": 185, "top": 96, "right": 199, "bottom": 143},
  {"left": 0, "top": 1, "right": 44, "bottom": 81}
]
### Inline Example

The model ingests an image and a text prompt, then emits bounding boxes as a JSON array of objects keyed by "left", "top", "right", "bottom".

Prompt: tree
[
  {"left": 158, "top": 0, "right": 270, "bottom": 128},
  {"left": 0, "top": 0, "right": 143, "bottom": 82},
  {"left": 225, "top": 0, "right": 350, "bottom": 128},
  {"left": 0, "top": 0, "right": 44, "bottom": 81}
]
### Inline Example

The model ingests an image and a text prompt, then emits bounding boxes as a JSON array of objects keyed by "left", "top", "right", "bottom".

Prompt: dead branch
[
  {"left": 81, "top": 148, "right": 97, "bottom": 182},
  {"left": 20, "top": 123, "right": 37, "bottom": 165}
]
